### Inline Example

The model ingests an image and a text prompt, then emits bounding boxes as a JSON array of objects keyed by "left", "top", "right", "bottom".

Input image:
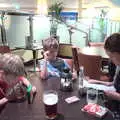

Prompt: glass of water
[{"left": 87, "top": 88, "right": 98, "bottom": 104}]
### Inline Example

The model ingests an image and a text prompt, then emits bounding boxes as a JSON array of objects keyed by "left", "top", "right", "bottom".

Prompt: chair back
[
  {"left": 57, "top": 43, "right": 72, "bottom": 58},
  {"left": 0, "top": 46, "right": 11, "bottom": 54},
  {"left": 78, "top": 51, "right": 102, "bottom": 79}
]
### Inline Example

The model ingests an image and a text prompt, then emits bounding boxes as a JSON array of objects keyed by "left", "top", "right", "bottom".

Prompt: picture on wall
[{"left": 60, "top": 12, "right": 78, "bottom": 21}]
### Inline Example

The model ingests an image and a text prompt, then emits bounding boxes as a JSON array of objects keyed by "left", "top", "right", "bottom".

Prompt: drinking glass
[
  {"left": 43, "top": 90, "right": 58, "bottom": 119},
  {"left": 87, "top": 88, "right": 98, "bottom": 104}
]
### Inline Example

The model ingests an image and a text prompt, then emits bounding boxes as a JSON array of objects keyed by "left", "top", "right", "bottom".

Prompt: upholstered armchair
[
  {"left": 78, "top": 51, "right": 102, "bottom": 79},
  {"left": 78, "top": 51, "right": 110, "bottom": 81}
]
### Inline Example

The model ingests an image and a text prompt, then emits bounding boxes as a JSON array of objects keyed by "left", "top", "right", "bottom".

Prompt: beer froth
[{"left": 43, "top": 93, "right": 58, "bottom": 105}]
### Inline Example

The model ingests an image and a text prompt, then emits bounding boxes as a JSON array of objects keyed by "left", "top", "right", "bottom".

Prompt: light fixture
[
  {"left": 37, "top": 0, "right": 48, "bottom": 16},
  {"left": 0, "top": 3, "right": 11, "bottom": 8}
]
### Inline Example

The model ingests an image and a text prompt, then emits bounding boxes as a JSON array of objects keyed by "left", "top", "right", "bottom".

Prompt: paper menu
[{"left": 83, "top": 80, "right": 116, "bottom": 91}]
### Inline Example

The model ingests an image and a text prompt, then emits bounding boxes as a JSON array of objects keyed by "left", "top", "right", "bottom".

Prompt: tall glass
[
  {"left": 87, "top": 88, "right": 98, "bottom": 104},
  {"left": 43, "top": 90, "right": 58, "bottom": 119}
]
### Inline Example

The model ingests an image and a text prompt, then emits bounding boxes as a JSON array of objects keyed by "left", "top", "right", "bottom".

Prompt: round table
[{"left": 80, "top": 46, "right": 109, "bottom": 59}]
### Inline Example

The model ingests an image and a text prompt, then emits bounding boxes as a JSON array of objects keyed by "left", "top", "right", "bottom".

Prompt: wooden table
[
  {"left": 0, "top": 77, "right": 113, "bottom": 120},
  {"left": 80, "top": 46, "right": 109, "bottom": 59}
]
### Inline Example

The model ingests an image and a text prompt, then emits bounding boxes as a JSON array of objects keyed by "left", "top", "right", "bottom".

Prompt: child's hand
[
  {"left": 28, "top": 86, "right": 37, "bottom": 104},
  {"left": 31, "top": 86, "right": 37, "bottom": 93},
  {"left": 43, "top": 51, "right": 50, "bottom": 60}
]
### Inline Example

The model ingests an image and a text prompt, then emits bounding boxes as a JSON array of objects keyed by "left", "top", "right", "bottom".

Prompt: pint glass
[
  {"left": 43, "top": 90, "right": 58, "bottom": 119},
  {"left": 87, "top": 88, "right": 98, "bottom": 104}
]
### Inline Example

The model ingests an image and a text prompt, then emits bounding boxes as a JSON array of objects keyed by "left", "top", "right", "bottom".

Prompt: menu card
[{"left": 83, "top": 80, "right": 116, "bottom": 91}]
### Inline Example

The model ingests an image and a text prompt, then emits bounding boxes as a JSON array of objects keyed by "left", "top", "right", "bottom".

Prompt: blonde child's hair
[
  {"left": 42, "top": 36, "right": 59, "bottom": 51},
  {"left": 0, "top": 53, "right": 25, "bottom": 76}
]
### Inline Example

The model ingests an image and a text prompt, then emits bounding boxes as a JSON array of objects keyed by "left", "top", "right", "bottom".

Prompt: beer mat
[
  {"left": 81, "top": 103, "right": 108, "bottom": 118},
  {"left": 65, "top": 96, "right": 80, "bottom": 104}
]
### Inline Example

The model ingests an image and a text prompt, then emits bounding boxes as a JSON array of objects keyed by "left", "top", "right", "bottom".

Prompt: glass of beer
[{"left": 43, "top": 90, "right": 58, "bottom": 119}]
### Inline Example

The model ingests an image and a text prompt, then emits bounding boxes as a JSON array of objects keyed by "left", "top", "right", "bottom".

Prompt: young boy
[
  {"left": 0, "top": 53, "right": 36, "bottom": 108},
  {"left": 39, "top": 36, "right": 77, "bottom": 80}
]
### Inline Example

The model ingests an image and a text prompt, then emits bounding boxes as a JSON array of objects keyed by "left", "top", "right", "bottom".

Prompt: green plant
[
  {"left": 49, "top": 2, "right": 63, "bottom": 20},
  {"left": 99, "top": 9, "right": 107, "bottom": 31},
  {"left": 98, "top": 9, "right": 108, "bottom": 41},
  {"left": 49, "top": 1, "right": 63, "bottom": 36}
]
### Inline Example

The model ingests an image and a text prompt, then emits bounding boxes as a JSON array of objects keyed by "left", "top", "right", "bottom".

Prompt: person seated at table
[
  {"left": 39, "top": 36, "right": 77, "bottom": 80},
  {"left": 0, "top": 53, "right": 37, "bottom": 105},
  {"left": 88, "top": 33, "right": 120, "bottom": 120},
  {"left": 0, "top": 54, "right": 9, "bottom": 113}
]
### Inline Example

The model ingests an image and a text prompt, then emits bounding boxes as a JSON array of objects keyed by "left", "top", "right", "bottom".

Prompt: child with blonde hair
[{"left": 0, "top": 53, "right": 36, "bottom": 108}]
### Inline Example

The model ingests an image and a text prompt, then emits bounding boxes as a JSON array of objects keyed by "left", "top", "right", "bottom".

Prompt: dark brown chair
[
  {"left": 0, "top": 46, "right": 11, "bottom": 54},
  {"left": 78, "top": 51, "right": 102, "bottom": 80}
]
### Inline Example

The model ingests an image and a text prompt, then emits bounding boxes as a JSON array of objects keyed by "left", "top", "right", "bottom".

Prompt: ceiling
[
  {"left": 0, "top": 0, "right": 37, "bottom": 13},
  {"left": 0, "top": 0, "right": 37, "bottom": 9}
]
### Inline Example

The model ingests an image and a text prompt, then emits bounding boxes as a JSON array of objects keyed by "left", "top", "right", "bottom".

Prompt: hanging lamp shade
[{"left": 37, "top": 0, "right": 48, "bottom": 15}]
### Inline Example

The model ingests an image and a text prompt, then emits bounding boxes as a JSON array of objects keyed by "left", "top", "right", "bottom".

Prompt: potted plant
[
  {"left": 49, "top": 1, "right": 64, "bottom": 36},
  {"left": 98, "top": 9, "right": 108, "bottom": 41}
]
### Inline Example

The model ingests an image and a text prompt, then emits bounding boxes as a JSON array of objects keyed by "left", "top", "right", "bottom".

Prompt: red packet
[
  {"left": 81, "top": 103, "right": 108, "bottom": 118},
  {"left": 65, "top": 96, "right": 80, "bottom": 104}
]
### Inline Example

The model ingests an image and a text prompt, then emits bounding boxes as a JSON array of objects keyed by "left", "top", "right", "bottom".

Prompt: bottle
[
  {"left": 78, "top": 66, "right": 85, "bottom": 97},
  {"left": 79, "top": 66, "right": 84, "bottom": 87}
]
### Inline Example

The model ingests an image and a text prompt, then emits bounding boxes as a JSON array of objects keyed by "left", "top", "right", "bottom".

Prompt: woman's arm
[
  {"left": 88, "top": 79, "right": 113, "bottom": 86},
  {"left": 104, "top": 91, "right": 120, "bottom": 101}
]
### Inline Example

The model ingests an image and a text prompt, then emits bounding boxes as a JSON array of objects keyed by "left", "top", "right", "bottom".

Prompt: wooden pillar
[
  {"left": 78, "top": 0, "right": 82, "bottom": 18},
  {"left": 37, "top": 0, "right": 48, "bottom": 15}
]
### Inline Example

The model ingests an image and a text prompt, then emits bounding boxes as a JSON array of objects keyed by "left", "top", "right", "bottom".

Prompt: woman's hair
[
  {"left": 0, "top": 53, "right": 25, "bottom": 76},
  {"left": 42, "top": 36, "right": 59, "bottom": 51},
  {"left": 104, "top": 33, "right": 120, "bottom": 53}
]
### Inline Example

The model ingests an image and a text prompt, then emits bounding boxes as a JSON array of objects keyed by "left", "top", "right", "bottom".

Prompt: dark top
[
  {"left": 114, "top": 71, "right": 120, "bottom": 93},
  {"left": 106, "top": 71, "right": 120, "bottom": 111}
]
